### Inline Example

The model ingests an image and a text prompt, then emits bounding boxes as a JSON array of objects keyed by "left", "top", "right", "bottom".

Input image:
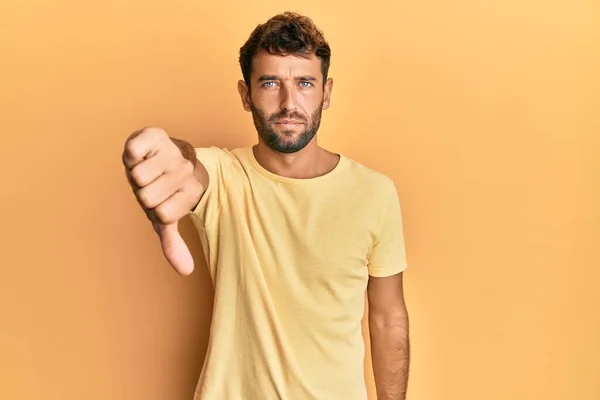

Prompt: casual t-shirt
[{"left": 189, "top": 146, "right": 408, "bottom": 400}]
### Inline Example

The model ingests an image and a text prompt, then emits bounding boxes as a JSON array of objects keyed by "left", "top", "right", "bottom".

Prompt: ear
[
  {"left": 237, "top": 80, "right": 252, "bottom": 112},
  {"left": 322, "top": 78, "right": 334, "bottom": 110}
]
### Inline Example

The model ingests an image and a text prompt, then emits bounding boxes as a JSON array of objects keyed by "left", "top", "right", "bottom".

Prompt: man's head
[{"left": 237, "top": 12, "right": 333, "bottom": 154}]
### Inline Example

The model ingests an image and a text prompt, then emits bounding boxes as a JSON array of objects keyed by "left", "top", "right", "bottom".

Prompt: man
[{"left": 122, "top": 11, "right": 410, "bottom": 400}]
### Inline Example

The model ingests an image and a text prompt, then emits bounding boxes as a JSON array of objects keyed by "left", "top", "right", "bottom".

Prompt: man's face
[{"left": 238, "top": 52, "right": 333, "bottom": 153}]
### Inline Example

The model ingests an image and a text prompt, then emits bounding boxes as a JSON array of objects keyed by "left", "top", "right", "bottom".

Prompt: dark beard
[{"left": 250, "top": 101, "right": 323, "bottom": 154}]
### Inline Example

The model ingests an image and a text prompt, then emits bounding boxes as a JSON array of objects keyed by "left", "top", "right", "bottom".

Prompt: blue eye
[
  {"left": 299, "top": 81, "right": 313, "bottom": 88},
  {"left": 262, "top": 81, "right": 276, "bottom": 88}
]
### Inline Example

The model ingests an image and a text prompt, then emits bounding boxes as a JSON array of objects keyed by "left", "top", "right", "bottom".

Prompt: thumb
[{"left": 154, "top": 223, "right": 195, "bottom": 275}]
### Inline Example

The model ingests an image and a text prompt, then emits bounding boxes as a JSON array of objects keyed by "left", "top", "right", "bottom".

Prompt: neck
[{"left": 253, "top": 140, "right": 339, "bottom": 179}]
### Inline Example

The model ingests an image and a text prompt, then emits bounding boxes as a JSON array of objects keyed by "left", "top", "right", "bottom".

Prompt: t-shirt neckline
[{"left": 247, "top": 146, "right": 348, "bottom": 184}]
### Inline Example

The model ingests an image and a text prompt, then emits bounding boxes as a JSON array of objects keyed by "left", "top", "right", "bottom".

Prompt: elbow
[{"left": 369, "top": 307, "right": 409, "bottom": 333}]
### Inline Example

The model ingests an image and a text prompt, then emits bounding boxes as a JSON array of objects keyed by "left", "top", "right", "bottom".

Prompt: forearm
[{"left": 369, "top": 314, "right": 410, "bottom": 400}]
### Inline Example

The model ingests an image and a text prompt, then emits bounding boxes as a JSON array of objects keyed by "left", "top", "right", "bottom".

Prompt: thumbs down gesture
[{"left": 122, "top": 127, "right": 204, "bottom": 276}]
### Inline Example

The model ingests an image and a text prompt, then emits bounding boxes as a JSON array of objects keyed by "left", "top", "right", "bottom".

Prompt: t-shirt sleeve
[
  {"left": 367, "top": 179, "right": 409, "bottom": 277},
  {"left": 189, "top": 146, "right": 231, "bottom": 226}
]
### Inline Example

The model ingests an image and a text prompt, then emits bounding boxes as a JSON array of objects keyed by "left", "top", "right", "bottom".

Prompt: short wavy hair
[{"left": 239, "top": 12, "right": 332, "bottom": 87}]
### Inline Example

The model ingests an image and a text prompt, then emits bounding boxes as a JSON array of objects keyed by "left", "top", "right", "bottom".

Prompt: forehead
[{"left": 251, "top": 51, "right": 322, "bottom": 81}]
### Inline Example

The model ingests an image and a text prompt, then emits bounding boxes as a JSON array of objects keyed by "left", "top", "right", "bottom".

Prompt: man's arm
[
  {"left": 123, "top": 127, "right": 211, "bottom": 274},
  {"left": 367, "top": 272, "right": 410, "bottom": 400}
]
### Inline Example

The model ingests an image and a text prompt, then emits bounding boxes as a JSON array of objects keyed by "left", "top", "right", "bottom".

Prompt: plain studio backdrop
[{"left": 1, "top": 1, "right": 598, "bottom": 399}]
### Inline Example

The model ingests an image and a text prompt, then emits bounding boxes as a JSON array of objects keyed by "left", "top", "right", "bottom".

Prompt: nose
[{"left": 279, "top": 82, "right": 297, "bottom": 112}]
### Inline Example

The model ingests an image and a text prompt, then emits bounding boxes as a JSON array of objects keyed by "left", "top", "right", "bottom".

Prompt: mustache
[{"left": 268, "top": 111, "right": 306, "bottom": 123}]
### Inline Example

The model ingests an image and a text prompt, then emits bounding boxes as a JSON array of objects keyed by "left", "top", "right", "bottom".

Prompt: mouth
[{"left": 274, "top": 120, "right": 303, "bottom": 124}]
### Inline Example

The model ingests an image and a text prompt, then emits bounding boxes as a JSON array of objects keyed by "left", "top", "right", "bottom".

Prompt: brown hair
[{"left": 239, "top": 12, "right": 331, "bottom": 87}]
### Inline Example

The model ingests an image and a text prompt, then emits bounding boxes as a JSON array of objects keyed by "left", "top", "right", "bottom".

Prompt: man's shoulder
[
  {"left": 194, "top": 145, "right": 246, "bottom": 157},
  {"left": 340, "top": 153, "right": 396, "bottom": 192},
  {"left": 194, "top": 146, "right": 250, "bottom": 167}
]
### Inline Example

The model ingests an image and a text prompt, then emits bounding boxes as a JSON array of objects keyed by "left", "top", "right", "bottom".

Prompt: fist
[{"left": 122, "top": 127, "right": 203, "bottom": 275}]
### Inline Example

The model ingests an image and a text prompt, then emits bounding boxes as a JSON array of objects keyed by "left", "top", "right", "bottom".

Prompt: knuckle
[
  {"left": 125, "top": 168, "right": 136, "bottom": 187},
  {"left": 182, "top": 159, "right": 194, "bottom": 175},
  {"left": 129, "top": 166, "right": 145, "bottom": 187},
  {"left": 168, "top": 143, "right": 184, "bottom": 160},
  {"left": 147, "top": 126, "right": 168, "bottom": 140},
  {"left": 136, "top": 188, "right": 155, "bottom": 209},
  {"left": 123, "top": 126, "right": 169, "bottom": 166},
  {"left": 124, "top": 141, "right": 143, "bottom": 163},
  {"left": 154, "top": 203, "right": 176, "bottom": 225},
  {"left": 124, "top": 128, "right": 144, "bottom": 147}
]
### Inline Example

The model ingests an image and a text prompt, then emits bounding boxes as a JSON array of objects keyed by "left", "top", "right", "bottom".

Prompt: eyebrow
[{"left": 257, "top": 75, "right": 318, "bottom": 82}]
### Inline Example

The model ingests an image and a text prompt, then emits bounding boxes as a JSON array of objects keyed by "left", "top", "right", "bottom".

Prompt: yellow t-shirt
[{"left": 189, "top": 146, "right": 408, "bottom": 400}]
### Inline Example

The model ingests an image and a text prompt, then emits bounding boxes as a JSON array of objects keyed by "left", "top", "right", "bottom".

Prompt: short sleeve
[
  {"left": 189, "top": 146, "right": 231, "bottom": 226},
  {"left": 367, "top": 180, "right": 409, "bottom": 277}
]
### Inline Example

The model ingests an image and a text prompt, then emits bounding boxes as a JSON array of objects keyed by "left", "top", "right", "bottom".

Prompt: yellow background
[{"left": 1, "top": 0, "right": 598, "bottom": 399}]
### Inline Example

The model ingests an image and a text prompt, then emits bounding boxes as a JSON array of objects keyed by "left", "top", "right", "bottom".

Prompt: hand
[{"left": 122, "top": 127, "right": 203, "bottom": 275}]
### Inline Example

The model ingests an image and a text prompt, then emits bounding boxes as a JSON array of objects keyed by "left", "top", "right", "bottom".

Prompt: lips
[{"left": 274, "top": 120, "right": 302, "bottom": 124}]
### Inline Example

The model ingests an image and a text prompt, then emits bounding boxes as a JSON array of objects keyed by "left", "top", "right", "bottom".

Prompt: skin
[
  {"left": 122, "top": 128, "right": 203, "bottom": 275},
  {"left": 368, "top": 273, "right": 411, "bottom": 399},
  {"left": 122, "top": 49, "right": 410, "bottom": 399},
  {"left": 237, "top": 51, "right": 339, "bottom": 180}
]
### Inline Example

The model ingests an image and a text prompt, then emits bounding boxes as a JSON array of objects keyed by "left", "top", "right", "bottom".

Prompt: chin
[
  {"left": 273, "top": 146, "right": 305, "bottom": 154},
  {"left": 259, "top": 127, "right": 316, "bottom": 154},
  {"left": 266, "top": 137, "right": 306, "bottom": 154}
]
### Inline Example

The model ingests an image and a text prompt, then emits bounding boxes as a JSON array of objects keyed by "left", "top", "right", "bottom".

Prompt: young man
[{"left": 122, "top": 12, "right": 410, "bottom": 400}]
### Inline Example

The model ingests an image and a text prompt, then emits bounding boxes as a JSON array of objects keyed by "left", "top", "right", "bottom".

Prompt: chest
[{"left": 225, "top": 182, "right": 379, "bottom": 286}]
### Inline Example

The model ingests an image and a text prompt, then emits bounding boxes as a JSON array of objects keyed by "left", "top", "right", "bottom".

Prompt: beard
[{"left": 250, "top": 101, "right": 323, "bottom": 154}]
